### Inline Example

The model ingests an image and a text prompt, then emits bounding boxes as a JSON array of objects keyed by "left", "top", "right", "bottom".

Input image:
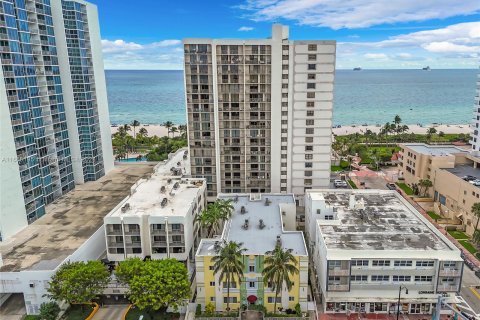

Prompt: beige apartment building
[
  {"left": 399, "top": 143, "right": 479, "bottom": 235},
  {"left": 183, "top": 24, "right": 336, "bottom": 201}
]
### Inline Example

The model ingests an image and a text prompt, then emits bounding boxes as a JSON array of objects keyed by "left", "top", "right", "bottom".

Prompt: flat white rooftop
[
  {"left": 402, "top": 143, "right": 468, "bottom": 156},
  {"left": 197, "top": 194, "right": 307, "bottom": 256},
  {"left": 313, "top": 190, "right": 457, "bottom": 252}
]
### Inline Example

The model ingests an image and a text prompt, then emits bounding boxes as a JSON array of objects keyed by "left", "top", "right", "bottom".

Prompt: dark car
[{"left": 386, "top": 183, "right": 397, "bottom": 190}]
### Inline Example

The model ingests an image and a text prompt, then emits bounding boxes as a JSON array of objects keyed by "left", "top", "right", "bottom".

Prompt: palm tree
[
  {"left": 212, "top": 241, "right": 246, "bottom": 312},
  {"left": 216, "top": 199, "right": 234, "bottom": 221},
  {"left": 195, "top": 202, "right": 222, "bottom": 237},
  {"left": 471, "top": 203, "right": 480, "bottom": 245},
  {"left": 263, "top": 246, "right": 299, "bottom": 314},
  {"left": 122, "top": 124, "right": 131, "bottom": 135},
  {"left": 170, "top": 126, "right": 178, "bottom": 137},
  {"left": 163, "top": 121, "right": 174, "bottom": 137},
  {"left": 138, "top": 127, "right": 148, "bottom": 137},
  {"left": 178, "top": 124, "right": 187, "bottom": 137},
  {"left": 418, "top": 179, "right": 433, "bottom": 197},
  {"left": 426, "top": 127, "right": 437, "bottom": 143},
  {"left": 131, "top": 120, "right": 140, "bottom": 138}
]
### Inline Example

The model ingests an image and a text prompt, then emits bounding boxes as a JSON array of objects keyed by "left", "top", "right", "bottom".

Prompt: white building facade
[
  {"left": 104, "top": 152, "right": 206, "bottom": 274},
  {"left": 0, "top": 0, "right": 113, "bottom": 241},
  {"left": 305, "top": 190, "right": 463, "bottom": 315},
  {"left": 471, "top": 69, "right": 480, "bottom": 152},
  {"left": 184, "top": 24, "right": 335, "bottom": 201}
]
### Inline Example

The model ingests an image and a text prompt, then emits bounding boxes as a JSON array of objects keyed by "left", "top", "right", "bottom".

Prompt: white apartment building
[
  {"left": 0, "top": 0, "right": 113, "bottom": 241},
  {"left": 184, "top": 24, "right": 336, "bottom": 201},
  {"left": 104, "top": 150, "right": 206, "bottom": 273},
  {"left": 471, "top": 69, "right": 480, "bottom": 152},
  {"left": 305, "top": 190, "right": 463, "bottom": 315}
]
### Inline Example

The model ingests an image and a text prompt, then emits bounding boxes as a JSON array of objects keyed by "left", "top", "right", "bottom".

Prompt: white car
[{"left": 334, "top": 180, "right": 348, "bottom": 188}]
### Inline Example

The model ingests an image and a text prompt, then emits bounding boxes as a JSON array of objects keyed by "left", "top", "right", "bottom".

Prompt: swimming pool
[{"left": 116, "top": 157, "right": 146, "bottom": 162}]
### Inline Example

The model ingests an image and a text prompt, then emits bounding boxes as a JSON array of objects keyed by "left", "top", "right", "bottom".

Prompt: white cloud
[
  {"left": 101, "top": 39, "right": 183, "bottom": 70},
  {"left": 364, "top": 53, "right": 388, "bottom": 59},
  {"left": 238, "top": 26, "right": 255, "bottom": 31},
  {"left": 101, "top": 39, "right": 143, "bottom": 53},
  {"left": 238, "top": 0, "right": 480, "bottom": 29},
  {"left": 422, "top": 41, "right": 480, "bottom": 53}
]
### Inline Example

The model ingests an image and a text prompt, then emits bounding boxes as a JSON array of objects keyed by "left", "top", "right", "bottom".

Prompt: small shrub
[
  {"left": 39, "top": 302, "right": 60, "bottom": 320},
  {"left": 196, "top": 304, "right": 202, "bottom": 316},
  {"left": 294, "top": 303, "right": 301, "bottom": 316},
  {"left": 205, "top": 303, "right": 215, "bottom": 316}
]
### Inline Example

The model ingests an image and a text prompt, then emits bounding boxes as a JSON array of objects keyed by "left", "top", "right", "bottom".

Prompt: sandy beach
[{"left": 111, "top": 123, "right": 471, "bottom": 138}]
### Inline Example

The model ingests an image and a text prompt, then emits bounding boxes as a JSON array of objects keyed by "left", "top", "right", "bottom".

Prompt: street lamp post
[{"left": 396, "top": 285, "right": 408, "bottom": 320}]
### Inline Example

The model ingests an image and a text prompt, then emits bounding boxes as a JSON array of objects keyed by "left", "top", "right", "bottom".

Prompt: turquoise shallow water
[{"left": 105, "top": 69, "right": 478, "bottom": 126}]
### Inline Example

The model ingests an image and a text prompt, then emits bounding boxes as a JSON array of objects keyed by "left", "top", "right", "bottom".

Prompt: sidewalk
[{"left": 320, "top": 313, "right": 451, "bottom": 320}]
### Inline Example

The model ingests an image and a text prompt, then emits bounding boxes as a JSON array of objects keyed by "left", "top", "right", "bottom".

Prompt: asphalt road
[
  {"left": 92, "top": 305, "right": 128, "bottom": 320},
  {"left": 460, "top": 267, "right": 480, "bottom": 314}
]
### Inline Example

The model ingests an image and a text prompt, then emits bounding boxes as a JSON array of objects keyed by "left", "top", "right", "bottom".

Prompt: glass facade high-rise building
[{"left": 0, "top": 0, "right": 113, "bottom": 241}]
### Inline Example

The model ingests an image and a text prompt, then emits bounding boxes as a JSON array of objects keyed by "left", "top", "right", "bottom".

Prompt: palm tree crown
[
  {"left": 212, "top": 240, "right": 246, "bottom": 311},
  {"left": 262, "top": 246, "right": 299, "bottom": 313}
]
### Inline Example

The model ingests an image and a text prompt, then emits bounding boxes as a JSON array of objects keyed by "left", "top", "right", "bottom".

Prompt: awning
[{"left": 247, "top": 295, "right": 257, "bottom": 303}]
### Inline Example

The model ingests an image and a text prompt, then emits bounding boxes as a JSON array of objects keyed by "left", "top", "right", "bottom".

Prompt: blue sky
[{"left": 89, "top": 0, "right": 480, "bottom": 70}]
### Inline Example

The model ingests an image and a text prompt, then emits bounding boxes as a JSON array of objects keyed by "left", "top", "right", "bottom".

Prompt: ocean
[{"left": 105, "top": 69, "right": 478, "bottom": 126}]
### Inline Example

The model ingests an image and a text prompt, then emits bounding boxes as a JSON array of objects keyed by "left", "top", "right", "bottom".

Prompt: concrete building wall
[
  {"left": 470, "top": 70, "right": 480, "bottom": 151},
  {"left": 0, "top": 69, "right": 28, "bottom": 241}
]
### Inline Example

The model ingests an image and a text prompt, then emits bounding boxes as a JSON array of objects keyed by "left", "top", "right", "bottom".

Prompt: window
[
  {"left": 308, "top": 44, "right": 317, "bottom": 51},
  {"left": 351, "top": 275, "right": 368, "bottom": 282},
  {"left": 305, "top": 146, "right": 313, "bottom": 151},
  {"left": 393, "top": 275, "right": 411, "bottom": 282},
  {"left": 325, "top": 215, "right": 334, "bottom": 220},
  {"left": 372, "top": 260, "right": 390, "bottom": 267},
  {"left": 209, "top": 266, "right": 214, "bottom": 270},
  {"left": 371, "top": 275, "right": 389, "bottom": 282},
  {"left": 131, "top": 236, "right": 141, "bottom": 243},
  {"left": 306, "top": 119, "right": 314, "bottom": 126},
  {"left": 394, "top": 260, "right": 412, "bottom": 267},
  {"left": 305, "top": 154, "right": 313, "bottom": 160},
  {"left": 414, "top": 276, "right": 433, "bottom": 282},
  {"left": 308, "top": 54, "right": 316, "bottom": 61},
  {"left": 351, "top": 260, "right": 369, "bottom": 267},
  {"left": 308, "top": 64, "right": 316, "bottom": 70},
  {"left": 304, "top": 179, "right": 312, "bottom": 185},
  {"left": 289, "top": 297, "right": 295, "bottom": 301},
  {"left": 308, "top": 74, "right": 316, "bottom": 80},
  {"left": 224, "top": 297, "right": 238, "bottom": 303},
  {"left": 306, "top": 128, "right": 314, "bottom": 134},
  {"left": 268, "top": 297, "right": 281, "bottom": 303},
  {"left": 223, "top": 282, "right": 237, "bottom": 288},
  {"left": 210, "top": 297, "right": 215, "bottom": 302},
  {"left": 307, "top": 110, "right": 314, "bottom": 116},
  {"left": 305, "top": 171, "right": 312, "bottom": 176},
  {"left": 305, "top": 137, "right": 313, "bottom": 143},
  {"left": 307, "top": 83, "right": 316, "bottom": 89},
  {"left": 307, "top": 101, "right": 314, "bottom": 107},
  {"left": 249, "top": 265, "right": 255, "bottom": 272},
  {"left": 443, "top": 261, "right": 457, "bottom": 268},
  {"left": 171, "top": 224, "right": 182, "bottom": 231},
  {"left": 210, "top": 281, "right": 215, "bottom": 286},
  {"left": 305, "top": 162, "right": 313, "bottom": 168},
  {"left": 328, "top": 276, "right": 341, "bottom": 283},
  {"left": 172, "top": 235, "right": 182, "bottom": 243},
  {"left": 115, "top": 236, "right": 123, "bottom": 243},
  {"left": 132, "top": 248, "right": 142, "bottom": 254},
  {"left": 282, "top": 111, "right": 288, "bottom": 116},
  {"left": 416, "top": 260, "right": 434, "bottom": 267},
  {"left": 282, "top": 74, "right": 288, "bottom": 79},
  {"left": 307, "top": 92, "right": 315, "bottom": 98}
]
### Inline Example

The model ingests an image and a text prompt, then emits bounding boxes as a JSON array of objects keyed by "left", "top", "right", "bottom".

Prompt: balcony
[
  {"left": 327, "top": 284, "right": 349, "bottom": 291},
  {"left": 439, "top": 269, "right": 461, "bottom": 277},
  {"left": 329, "top": 269, "right": 350, "bottom": 276}
]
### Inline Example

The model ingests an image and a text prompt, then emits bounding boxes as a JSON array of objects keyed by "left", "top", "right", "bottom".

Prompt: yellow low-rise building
[{"left": 195, "top": 194, "right": 309, "bottom": 313}]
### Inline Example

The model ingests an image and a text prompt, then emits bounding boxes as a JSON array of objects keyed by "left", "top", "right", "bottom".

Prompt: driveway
[
  {"left": 92, "top": 305, "right": 129, "bottom": 320},
  {"left": 0, "top": 294, "right": 26, "bottom": 320}
]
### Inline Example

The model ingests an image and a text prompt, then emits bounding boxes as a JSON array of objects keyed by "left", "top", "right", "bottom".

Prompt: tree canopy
[
  {"left": 47, "top": 260, "right": 110, "bottom": 304},
  {"left": 117, "top": 258, "right": 190, "bottom": 311}
]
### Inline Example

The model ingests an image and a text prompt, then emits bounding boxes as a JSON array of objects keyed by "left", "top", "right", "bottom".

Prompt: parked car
[
  {"left": 462, "top": 175, "right": 476, "bottom": 181},
  {"left": 334, "top": 180, "right": 348, "bottom": 188},
  {"left": 468, "top": 179, "right": 480, "bottom": 186},
  {"left": 386, "top": 183, "right": 397, "bottom": 190}
]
